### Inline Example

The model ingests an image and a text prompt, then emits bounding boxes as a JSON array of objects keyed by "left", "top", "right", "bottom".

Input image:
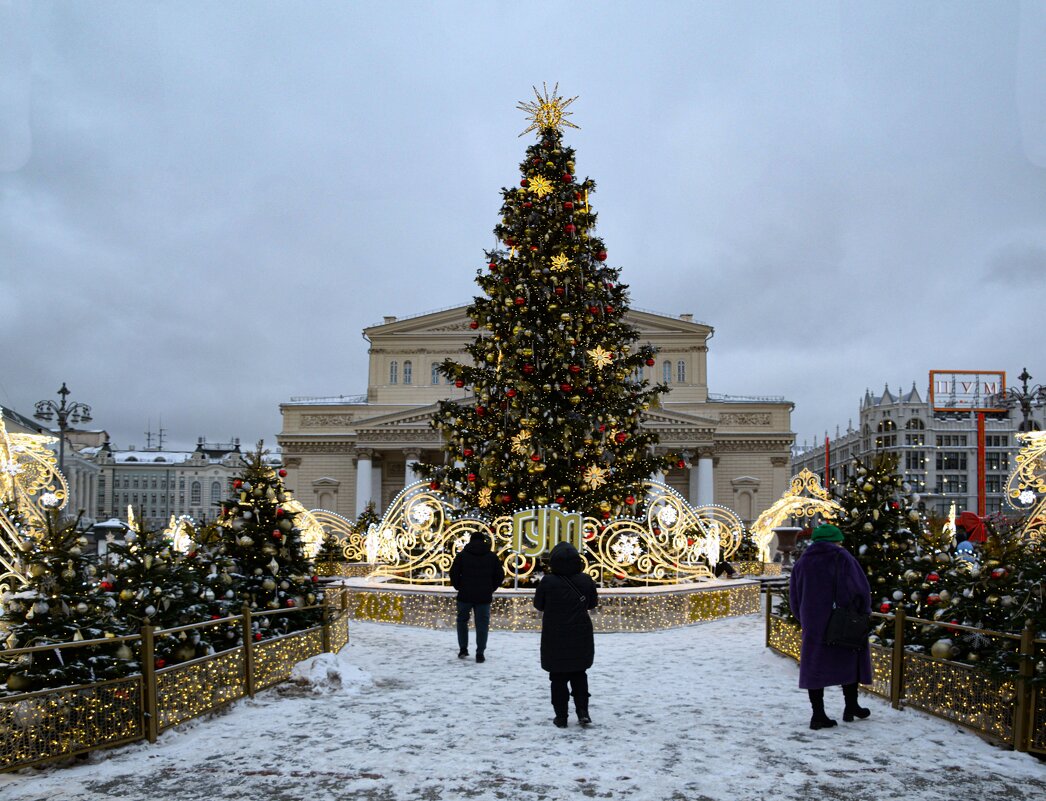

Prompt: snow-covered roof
[{"left": 112, "top": 450, "right": 195, "bottom": 464}]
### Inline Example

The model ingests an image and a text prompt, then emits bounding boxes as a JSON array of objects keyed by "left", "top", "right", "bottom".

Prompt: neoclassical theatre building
[{"left": 277, "top": 306, "right": 794, "bottom": 525}]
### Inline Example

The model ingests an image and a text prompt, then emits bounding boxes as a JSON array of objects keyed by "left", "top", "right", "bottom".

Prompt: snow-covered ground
[{"left": 2, "top": 615, "right": 1043, "bottom": 800}]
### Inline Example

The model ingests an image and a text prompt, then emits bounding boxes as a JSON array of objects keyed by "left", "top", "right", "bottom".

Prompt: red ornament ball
[
  {"left": 604, "top": 304, "right": 614, "bottom": 313},
  {"left": 926, "top": 572, "right": 939, "bottom": 583},
  {"left": 554, "top": 287, "right": 564, "bottom": 296},
  {"left": 475, "top": 405, "right": 486, "bottom": 416},
  {"left": 562, "top": 173, "right": 573, "bottom": 182},
  {"left": 272, "top": 530, "right": 282, "bottom": 539},
  {"left": 585, "top": 386, "right": 594, "bottom": 395},
  {"left": 625, "top": 495, "right": 635, "bottom": 505},
  {"left": 278, "top": 469, "right": 287, "bottom": 478},
  {"left": 488, "top": 262, "right": 497, "bottom": 270},
  {"left": 555, "top": 496, "right": 565, "bottom": 504},
  {"left": 515, "top": 296, "right": 525, "bottom": 305},
  {"left": 615, "top": 432, "right": 628, "bottom": 443},
  {"left": 879, "top": 602, "right": 892, "bottom": 613},
  {"left": 569, "top": 364, "right": 581, "bottom": 374},
  {"left": 530, "top": 454, "right": 541, "bottom": 462},
  {"left": 596, "top": 251, "right": 608, "bottom": 261},
  {"left": 645, "top": 358, "right": 655, "bottom": 366},
  {"left": 927, "top": 593, "right": 940, "bottom": 605},
  {"left": 564, "top": 224, "right": 576, "bottom": 234},
  {"left": 991, "top": 567, "right": 1007, "bottom": 579},
  {"left": 523, "top": 201, "right": 532, "bottom": 209},
  {"left": 520, "top": 178, "right": 529, "bottom": 187},
  {"left": 602, "top": 511, "right": 611, "bottom": 519},
  {"left": 100, "top": 581, "right": 113, "bottom": 592},
  {"left": 275, "top": 507, "right": 285, "bottom": 518},
  {"left": 523, "top": 364, "right": 535, "bottom": 374},
  {"left": 563, "top": 201, "right": 574, "bottom": 210},
  {"left": 469, "top": 321, "right": 479, "bottom": 330},
  {"left": 429, "top": 481, "right": 439, "bottom": 490},
  {"left": 502, "top": 494, "right": 513, "bottom": 504},
  {"left": 560, "top": 383, "right": 573, "bottom": 392},
  {"left": 311, "top": 575, "right": 319, "bottom": 583},
  {"left": 286, "top": 599, "right": 296, "bottom": 607},
  {"left": 155, "top": 659, "right": 166, "bottom": 669},
  {"left": 463, "top": 448, "right": 474, "bottom": 456},
  {"left": 467, "top": 473, "right": 476, "bottom": 482},
  {"left": 455, "top": 379, "right": 465, "bottom": 388},
  {"left": 254, "top": 632, "right": 263, "bottom": 641},
  {"left": 677, "top": 460, "right": 686, "bottom": 469},
  {"left": 233, "top": 479, "right": 243, "bottom": 489}
]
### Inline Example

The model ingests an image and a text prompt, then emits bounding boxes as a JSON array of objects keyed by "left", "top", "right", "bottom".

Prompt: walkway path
[{"left": 2, "top": 616, "right": 1043, "bottom": 800}]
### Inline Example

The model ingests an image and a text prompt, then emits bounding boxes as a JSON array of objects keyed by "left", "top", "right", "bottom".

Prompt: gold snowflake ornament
[
  {"left": 517, "top": 82, "right": 579, "bottom": 137},
  {"left": 528, "top": 175, "right": 554, "bottom": 198},
  {"left": 582, "top": 464, "right": 608, "bottom": 490},
  {"left": 511, "top": 430, "right": 532, "bottom": 456},
  {"left": 478, "top": 487, "right": 492, "bottom": 508},
  {"left": 587, "top": 346, "right": 614, "bottom": 369},
  {"left": 550, "top": 254, "right": 572, "bottom": 272}
]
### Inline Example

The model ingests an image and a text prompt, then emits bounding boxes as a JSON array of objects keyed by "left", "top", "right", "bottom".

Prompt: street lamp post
[
  {"left": 34, "top": 382, "right": 93, "bottom": 474},
  {"left": 992, "top": 368, "right": 1046, "bottom": 432}
]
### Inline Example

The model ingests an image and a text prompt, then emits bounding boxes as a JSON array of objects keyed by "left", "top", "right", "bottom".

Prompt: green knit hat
[{"left": 811, "top": 524, "right": 844, "bottom": 543}]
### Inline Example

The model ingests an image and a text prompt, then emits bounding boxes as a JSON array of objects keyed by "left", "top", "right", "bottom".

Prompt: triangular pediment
[
  {"left": 362, "top": 304, "right": 712, "bottom": 339},
  {"left": 352, "top": 402, "right": 447, "bottom": 432},
  {"left": 642, "top": 407, "right": 718, "bottom": 431}
]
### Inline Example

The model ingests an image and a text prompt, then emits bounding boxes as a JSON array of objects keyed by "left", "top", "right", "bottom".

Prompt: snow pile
[{"left": 287, "top": 650, "right": 371, "bottom": 695}]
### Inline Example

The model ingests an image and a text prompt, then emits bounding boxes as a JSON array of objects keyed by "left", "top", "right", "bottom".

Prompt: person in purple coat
[{"left": 788, "top": 523, "right": 872, "bottom": 730}]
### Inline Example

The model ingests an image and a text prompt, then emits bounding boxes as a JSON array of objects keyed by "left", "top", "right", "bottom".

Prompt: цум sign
[{"left": 928, "top": 370, "right": 1006, "bottom": 412}]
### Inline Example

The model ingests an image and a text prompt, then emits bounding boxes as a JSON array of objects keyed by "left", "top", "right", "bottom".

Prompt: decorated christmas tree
[
  {"left": 835, "top": 454, "right": 925, "bottom": 603},
  {"left": 183, "top": 519, "right": 244, "bottom": 651},
  {"left": 102, "top": 516, "right": 213, "bottom": 666},
  {"left": 415, "top": 85, "right": 671, "bottom": 518},
  {"left": 216, "top": 445, "right": 322, "bottom": 638},
  {"left": 0, "top": 510, "right": 131, "bottom": 693}
]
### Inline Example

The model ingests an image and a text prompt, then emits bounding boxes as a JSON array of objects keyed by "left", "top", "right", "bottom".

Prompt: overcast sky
[{"left": 2, "top": 1, "right": 1045, "bottom": 453}]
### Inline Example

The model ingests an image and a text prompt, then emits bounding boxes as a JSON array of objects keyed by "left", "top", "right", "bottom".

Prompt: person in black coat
[
  {"left": 449, "top": 531, "right": 505, "bottom": 663},
  {"left": 533, "top": 541, "right": 598, "bottom": 728}
]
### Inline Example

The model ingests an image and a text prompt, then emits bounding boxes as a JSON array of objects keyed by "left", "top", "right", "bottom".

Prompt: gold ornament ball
[
  {"left": 6, "top": 672, "right": 33, "bottom": 692},
  {"left": 986, "top": 595, "right": 1000, "bottom": 605},
  {"left": 930, "top": 638, "right": 954, "bottom": 659}
]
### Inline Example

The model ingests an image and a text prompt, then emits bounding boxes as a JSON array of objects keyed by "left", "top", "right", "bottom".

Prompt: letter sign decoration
[{"left": 929, "top": 370, "right": 1006, "bottom": 412}]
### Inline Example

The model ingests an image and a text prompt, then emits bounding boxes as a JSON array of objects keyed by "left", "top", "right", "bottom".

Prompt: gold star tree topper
[{"left": 517, "top": 82, "right": 579, "bottom": 137}]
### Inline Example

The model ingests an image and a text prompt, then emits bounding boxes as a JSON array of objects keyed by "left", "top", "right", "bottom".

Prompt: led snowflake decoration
[
  {"left": 39, "top": 492, "right": 60, "bottom": 508},
  {"left": 511, "top": 430, "right": 532, "bottom": 456},
  {"left": 550, "top": 253, "right": 572, "bottom": 272},
  {"left": 582, "top": 465, "right": 608, "bottom": 490},
  {"left": 587, "top": 346, "right": 614, "bottom": 369},
  {"left": 528, "top": 175, "right": 554, "bottom": 198},
  {"left": 1019, "top": 489, "right": 1036, "bottom": 505},
  {"left": 409, "top": 503, "right": 434, "bottom": 525},
  {"left": 517, "top": 82, "right": 579, "bottom": 137},
  {"left": 1, "top": 459, "right": 22, "bottom": 477},
  {"left": 657, "top": 506, "right": 678, "bottom": 528},
  {"left": 611, "top": 535, "right": 642, "bottom": 566}
]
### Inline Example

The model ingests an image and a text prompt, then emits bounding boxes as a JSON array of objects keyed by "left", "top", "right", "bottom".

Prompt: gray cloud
[{"left": 2, "top": 1, "right": 1045, "bottom": 454}]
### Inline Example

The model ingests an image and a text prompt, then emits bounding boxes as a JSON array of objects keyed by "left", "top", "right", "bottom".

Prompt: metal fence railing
[
  {"left": 0, "top": 587, "right": 350, "bottom": 771},
  {"left": 764, "top": 585, "right": 1044, "bottom": 754}
]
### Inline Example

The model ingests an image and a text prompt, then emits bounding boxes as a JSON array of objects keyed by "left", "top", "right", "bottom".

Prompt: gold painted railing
[
  {"left": 0, "top": 588, "right": 350, "bottom": 771},
  {"left": 763, "top": 585, "right": 1045, "bottom": 755}
]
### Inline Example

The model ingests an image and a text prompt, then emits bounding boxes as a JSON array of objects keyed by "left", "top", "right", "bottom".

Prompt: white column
[
  {"left": 688, "top": 464, "right": 700, "bottom": 504},
  {"left": 404, "top": 449, "right": 421, "bottom": 488},
  {"left": 355, "top": 449, "right": 373, "bottom": 517},
  {"left": 697, "top": 452, "right": 715, "bottom": 506}
]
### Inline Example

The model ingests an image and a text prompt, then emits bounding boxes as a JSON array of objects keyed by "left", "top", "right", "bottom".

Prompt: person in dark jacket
[
  {"left": 533, "top": 541, "right": 598, "bottom": 728},
  {"left": 449, "top": 531, "right": 505, "bottom": 663},
  {"left": 788, "top": 523, "right": 873, "bottom": 730}
]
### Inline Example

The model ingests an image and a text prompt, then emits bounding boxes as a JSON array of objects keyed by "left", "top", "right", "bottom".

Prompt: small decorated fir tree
[
  {"left": 216, "top": 445, "right": 322, "bottom": 638},
  {"left": 0, "top": 510, "right": 131, "bottom": 693},
  {"left": 102, "top": 515, "right": 212, "bottom": 666},
  {"left": 415, "top": 85, "right": 672, "bottom": 519}
]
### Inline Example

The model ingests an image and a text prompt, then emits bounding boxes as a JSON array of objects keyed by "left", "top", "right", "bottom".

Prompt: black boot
[
  {"left": 808, "top": 688, "right": 837, "bottom": 730},
  {"left": 842, "top": 682, "right": 870, "bottom": 722},
  {"left": 572, "top": 674, "right": 592, "bottom": 726}
]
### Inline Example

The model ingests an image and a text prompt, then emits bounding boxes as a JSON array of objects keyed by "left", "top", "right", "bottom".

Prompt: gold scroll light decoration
[
  {"left": 361, "top": 480, "right": 745, "bottom": 586},
  {"left": 750, "top": 469, "right": 843, "bottom": 562},
  {"left": 1007, "top": 430, "right": 1046, "bottom": 542},
  {"left": 1, "top": 411, "right": 69, "bottom": 594}
]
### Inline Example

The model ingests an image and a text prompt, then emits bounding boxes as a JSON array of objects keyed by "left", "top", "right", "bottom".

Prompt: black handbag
[{"left": 824, "top": 554, "right": 870, "bottom": 650}]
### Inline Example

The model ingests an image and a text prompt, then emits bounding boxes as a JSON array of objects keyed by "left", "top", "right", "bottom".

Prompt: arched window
[
  {"left": 210, "top": 481, "right": 222, "bottom": 504},
  {"left": 431, "top": 362, "right": 440, "bottom": 384},
  {"left": 389, "top": 361, "right": 398, "bottom": 384},
  {"left": 403, "top": 360, "right": 412, "bottom": 385},
  {"left": 906, "top": 418, "right": 925, "bottom": 430},
  {"left": 877, "top": 419, "right": 896, "bottom": 432},
  {"left": 190, "top": 481, "right": 202, "bottom": 505},
  {"left": 662, "top": 360, "right": 672, "bottom": 383},
  {"left": 677, "top": 360, "right": 686, "bottom": 383}
]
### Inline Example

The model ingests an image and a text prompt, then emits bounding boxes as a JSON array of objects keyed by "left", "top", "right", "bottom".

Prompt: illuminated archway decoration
[
  {"left": 1007, "top": 430, "right": 1046, "bottom": 542},
  {"left": 353, "top": 481, "right": 745, "bottom": 587},
  {"left": 0, "top": 412, "right": 68, "bottom": 595},
  {"left": 750, "top": 469, "right": 843, "bottom": 562},
  {"left": 308, "top": 508, "right": 368, "bottom": 562}
]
